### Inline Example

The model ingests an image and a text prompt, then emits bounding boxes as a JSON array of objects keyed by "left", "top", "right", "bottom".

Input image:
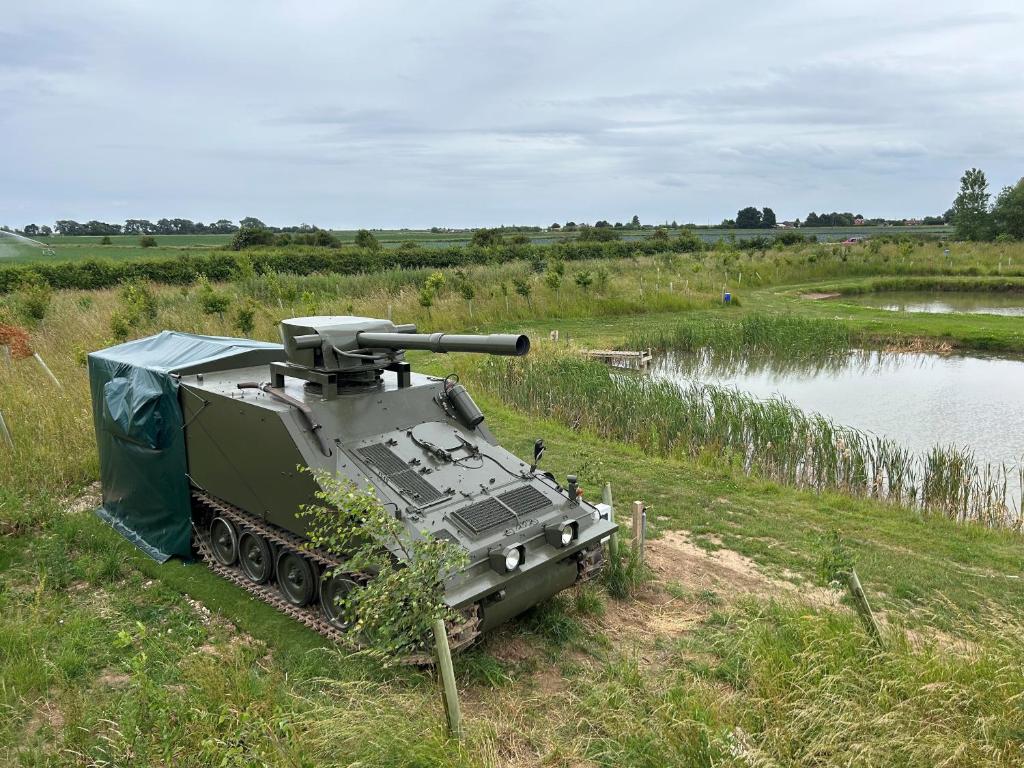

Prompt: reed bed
[
  {"left": 626, "top": 313, "right": 852, "bottom": 360},
  {"left": 470, "top": 353, "right": 1020, "bottom": 529}
]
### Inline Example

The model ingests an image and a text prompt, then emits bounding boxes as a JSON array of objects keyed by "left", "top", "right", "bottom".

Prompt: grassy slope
[
  {"left": 3, "top": 387, "right": 1023, "bottom": 766},
  {"left": 3, "top": 242, "right": 1024, "bottom": 765}
]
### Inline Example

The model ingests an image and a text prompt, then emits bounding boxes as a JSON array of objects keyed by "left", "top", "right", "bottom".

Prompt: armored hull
[{"left": 89, "top": 316, "right": 615, "bottom": 648}]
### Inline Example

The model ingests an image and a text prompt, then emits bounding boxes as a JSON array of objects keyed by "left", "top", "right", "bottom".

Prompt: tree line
[
  {"left": 11, "top": 217, "right": 322, "bottom": 238},
  {"left": 951, "top": 168, "right": 1024, "bottom": 241}
]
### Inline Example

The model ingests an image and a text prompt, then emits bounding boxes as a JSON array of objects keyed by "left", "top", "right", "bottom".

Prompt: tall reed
[{"left": 469, "top": 353, "right": 1019, "bottom": 529}]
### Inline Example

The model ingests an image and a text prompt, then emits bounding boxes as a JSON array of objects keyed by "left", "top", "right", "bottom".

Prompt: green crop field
[
  {"left": 2, "top": 224, "right": 953, "bottom": 266},
  {"left": 2, "top": 236, "right": 1021, "bottom": 766}
]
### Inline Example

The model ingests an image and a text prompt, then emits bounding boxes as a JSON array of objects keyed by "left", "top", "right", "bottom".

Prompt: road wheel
[
  {"left": 238, "top": 531, "right": 273, "bottom": 584},
  {"left": 320, "top": 573, "right": 357, "bottom": 628},
  {"left": 277, "top": 551, "right": 316, "bottom": 606},
  {"left": 209, "top": 516, "right": 238, "bottom": 566}
]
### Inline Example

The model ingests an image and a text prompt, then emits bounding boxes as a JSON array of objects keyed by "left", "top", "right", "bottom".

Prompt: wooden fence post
[
  {"left": 632, "top": 500, "right": 646, "bottom": 563},
  {"left": 432, "top": 618, "right": 462, "bottom": 739},
  {"left": 602, "top": 482, "right": 618, "bottom": 558},
  {"left": 845, "top": 569, "right": 883, "bottom": 646}
]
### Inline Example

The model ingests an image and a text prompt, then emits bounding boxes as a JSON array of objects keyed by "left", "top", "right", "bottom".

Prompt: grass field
[
  {"left": 1, "top": 238, "right": 1022, "bottom": 766},
  {"left": 1, "top": 224, "right": 954, "bottom": 265}
]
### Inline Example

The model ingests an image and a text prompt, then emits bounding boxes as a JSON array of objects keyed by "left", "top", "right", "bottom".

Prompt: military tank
[{"left": 88, "top": 316, "right": 615, "bottom": 652}]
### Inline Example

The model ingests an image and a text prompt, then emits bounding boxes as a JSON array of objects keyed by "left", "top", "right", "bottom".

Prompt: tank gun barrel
[{"left": 356, "top": 331, "right": 529, "bottom": 356}]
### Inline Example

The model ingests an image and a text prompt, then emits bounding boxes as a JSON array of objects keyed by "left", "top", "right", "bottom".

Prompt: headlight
[
  {"left": 504, "top": 547, "right": 521, "bottom": 571},
  {"left": 489, "top": 544, "right": 524, "bottom": 574},
  {"left": 560, "top": 525, "right": 573, "bottom": 546},
  {"left": 545, "top": 521, "right": 577, "bottom": 548}
]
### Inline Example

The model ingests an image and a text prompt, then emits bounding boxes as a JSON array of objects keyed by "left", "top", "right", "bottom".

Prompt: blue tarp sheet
[{"left": 87, "top": 331, "right": 283, "bottom": 561}]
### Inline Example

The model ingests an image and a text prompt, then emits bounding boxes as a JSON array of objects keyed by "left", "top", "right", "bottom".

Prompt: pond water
[
  {"left": 654, "top": 350, "right": 1024, "bottom": 494},
  {"left": 842, "top": 291, "right": 1024, "bottom": 316}
]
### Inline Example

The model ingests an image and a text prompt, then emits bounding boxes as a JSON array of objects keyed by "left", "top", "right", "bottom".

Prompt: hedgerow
[{"left": 0, "top": 238, "right": 686, "bottom": 293}]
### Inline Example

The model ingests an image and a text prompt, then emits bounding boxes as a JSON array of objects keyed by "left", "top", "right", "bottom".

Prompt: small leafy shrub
[
  {"left": 139, "top": 236, "right": 157, "bottom": 248},
  {"left": 233, "top": 298, "right": 257, "bottom": 336},
  {"left": 574, "top": 270, "right": 593, "bottom": 290},
  {"left": 196, "top": 275, "right": 232, "bottom": 316},
  {"left": 817, "top": 529, "right": 854, "bottom": 586},
  {"left": 301, "top": 472, "right": 468, "bottom": 660},
  {"left": 16, "top": 281, "right": 52, "bottom": 324},
  {"left": 100, "top": 235, "right": 112, "bottom": 245}
]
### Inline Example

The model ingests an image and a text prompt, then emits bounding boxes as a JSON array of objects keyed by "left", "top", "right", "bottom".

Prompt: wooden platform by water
[{"left": 579, "top": 348, "right": 653, "bottom": 369}]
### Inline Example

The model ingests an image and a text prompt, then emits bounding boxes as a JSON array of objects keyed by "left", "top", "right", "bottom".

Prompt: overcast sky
[{"left": 2, "top": 1, "right": 1023, "bottom": 229}]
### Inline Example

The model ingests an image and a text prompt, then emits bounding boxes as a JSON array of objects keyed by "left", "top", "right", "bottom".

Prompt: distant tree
[
  {"left": 992, "top": 177, "right": 1024, "bottom": 240},
  {"left": 577, "top": 225, "right": 620, "bottom": 242},
  {"left": 761, "top": 207, "right": 777, "bottom": 228},
  {"left": 229, "top": 227, "right": 273, "bottom": 250},
  {"left": 239, "top": 217, "right": 266, "bottom": 230},
  {"left": 23, "top": 224, "right": 39, "bottom": 236},
  {"left": 40, "top": 225, "right": 52, "bottom": 236},
  {"left": 139, "top": 236, "right": 158, "bottom": 248},
  {"left": 470, "top": 228, "right": 503, "bottom": 247},
  {"left": 549, "top": 222, "right": 561, "bottom": 230},
  {"left": 594, "top": 220, "right": 611, "bottom": 228},
  {"left": 951, "top": 168, "right": 994, "bottom": 241},
  {"left": 100, "top": 235, "right": 112, "bottom": 245},
  {"left": 736, "top": 206, "right": 763, "bottom": 229},
  {"left": 354, "top": 229, "right": 380, "bottom": 250},
  {"left": 563, "top": 221, "right": 577, "bottom": 231},
  {"left": 630, "top": 214, "right": 641, "bottom": 228}
]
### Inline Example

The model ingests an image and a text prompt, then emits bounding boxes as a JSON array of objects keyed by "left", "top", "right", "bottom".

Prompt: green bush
[
  {"left": 100, "top": 235, "right": 112, "bottom": 245},
  {"left": 229, "top": 227, "right": 274, "bottom": 250},
  {"left": 139, "top": 236, "right": 157, "bottom": 248},
  {"left": 354, "top": 229, "right": 379, "bottom": 250}
]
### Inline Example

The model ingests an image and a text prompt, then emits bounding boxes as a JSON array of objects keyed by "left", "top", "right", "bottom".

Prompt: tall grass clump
[
  {"left": 691, "top": 600, "right": 1024, "bottom": 766},
  {"left": 469, "top": 354, "right": 1019, "bottom": 529},
  {"left": 627, "top": 312, "right": 851, "bottom": 360}
]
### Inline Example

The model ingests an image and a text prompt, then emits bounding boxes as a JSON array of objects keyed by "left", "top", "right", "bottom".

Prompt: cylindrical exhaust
[{"left": 356, "top": 331, "right": 530, "bottom": 356}]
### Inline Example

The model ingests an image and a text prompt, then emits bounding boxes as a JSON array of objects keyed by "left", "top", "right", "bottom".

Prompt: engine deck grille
[
  {"left": 451, "top": 498, "right": 515, "bottom": 534},
  {"left": 357, "top": 443, "right": 444, "bottom": 504},
  {"left": 498, "top": 485, "right": 551, "bottom": 516}
]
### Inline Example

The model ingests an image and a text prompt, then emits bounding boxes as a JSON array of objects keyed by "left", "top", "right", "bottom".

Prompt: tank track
[{"left": 190, "top": 490, "right": 481, "bottom": 663}]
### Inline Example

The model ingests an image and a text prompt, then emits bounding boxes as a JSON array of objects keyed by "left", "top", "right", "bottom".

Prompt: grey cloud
[{"left": 1, "top": 0, "right": 1022, "bottom": 227}]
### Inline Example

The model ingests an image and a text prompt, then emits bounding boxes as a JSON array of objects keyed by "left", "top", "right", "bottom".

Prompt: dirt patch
[
  {"left": 599, "top": 530, "right": 843, "bottom": 651},
  {"left": 24, "top": 700, "right": 64, "bottom": 738},
  {"left": 96, "top": 669, "right": 131, "bottom": 688},
  {"left": 488, "top": 634, "right": 538, "bottom": 665},
  {"left": 62, "top": 482, "right": 101, "bottom": 515},
  {"left": 648, "top": 530, "right": 841, "bottom": 610},
  {"left": 801, "top": 292, "right": 842, "bottom": 300}
]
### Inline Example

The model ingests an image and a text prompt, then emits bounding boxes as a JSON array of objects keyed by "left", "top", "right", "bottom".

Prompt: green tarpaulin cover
[{"left": 88, "top": 331, "right": 283, "bottom": 562}]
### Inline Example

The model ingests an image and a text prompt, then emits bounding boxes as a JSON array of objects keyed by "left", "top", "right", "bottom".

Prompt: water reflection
[
  {"left": 654, "top": 348, "right": 1024, "bottom": 504},
  {"left": 842, "top": 291, "right": 1024, "bottom": 317}
]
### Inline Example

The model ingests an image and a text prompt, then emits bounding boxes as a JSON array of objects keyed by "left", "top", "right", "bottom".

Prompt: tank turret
[{"left": 274, "top": 316, "right": 529, "bottom": 391}]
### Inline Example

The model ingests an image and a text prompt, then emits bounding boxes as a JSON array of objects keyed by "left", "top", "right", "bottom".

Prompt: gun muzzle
[{"left": 356, "top": 331, "right": 530, "bottom": 356}]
